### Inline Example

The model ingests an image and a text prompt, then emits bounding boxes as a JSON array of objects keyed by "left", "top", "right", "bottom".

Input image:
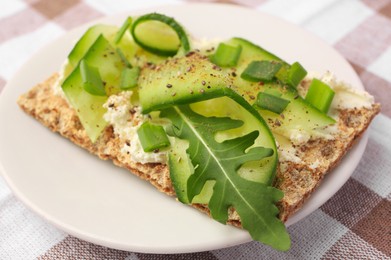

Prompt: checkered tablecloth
[{"left": 1, "top": 0, "right": 390, "bottom": 259}]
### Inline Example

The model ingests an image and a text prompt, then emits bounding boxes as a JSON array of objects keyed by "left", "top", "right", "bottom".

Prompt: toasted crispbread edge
[{"left": 17, "top": 73, "right": 381, "bottom": 226}]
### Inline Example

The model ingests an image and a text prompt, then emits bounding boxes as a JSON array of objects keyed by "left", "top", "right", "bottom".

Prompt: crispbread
[{"left": 17, "top": 73, "right": 380, "bottom": 226}]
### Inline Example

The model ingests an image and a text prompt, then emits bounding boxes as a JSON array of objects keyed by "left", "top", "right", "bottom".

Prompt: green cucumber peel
[
  {"left": 115, "top": 17, "right": 132, "bottom": 44},
  {"left": 131, "top": 13, "right": 190, "bottom": 56}
]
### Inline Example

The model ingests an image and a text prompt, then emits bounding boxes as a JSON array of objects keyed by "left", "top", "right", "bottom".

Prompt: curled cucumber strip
[{"left": 131, "top": 13, "right": 190, "bottom": 56}]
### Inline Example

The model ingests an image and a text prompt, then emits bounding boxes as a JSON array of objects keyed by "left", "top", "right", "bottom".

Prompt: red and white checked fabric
[{"left": 0, "top": 0, "right": 390, "bottom": 259}]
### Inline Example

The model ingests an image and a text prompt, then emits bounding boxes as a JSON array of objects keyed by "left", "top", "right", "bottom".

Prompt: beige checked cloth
[{"left": 1, "top": 0, "right": 391, "bottom": 259}]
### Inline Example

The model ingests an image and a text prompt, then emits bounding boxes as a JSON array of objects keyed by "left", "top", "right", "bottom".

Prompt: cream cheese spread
[
  {"left": 307, "top": 71, "right": 374, "bottom": 110},
  {"left": 52, "top": 60, "right": 70, "bottom": 99},
  {"left": 277, "top": 72, "right": 374, "bottom": 163},
  {"left": 103, "top": 91, "right": 168, "bottom": 164}
]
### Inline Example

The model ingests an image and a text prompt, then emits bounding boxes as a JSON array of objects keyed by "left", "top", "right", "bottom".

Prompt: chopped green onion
[
  {"left": 120, "top": 67, "right": 140, "bottom": 90},
  {"left": 79, "top": 60, "right": 106, "bottom": 96},
  {"left": 131, "top": 13, "right": 190, "bottom": 56},
  {"left": 305, "top": 79, "right": 335, "bottom": 113},
  {"left": 116, "top": 48, "right": 132, "bottom": 68},
  {"left": 255, "top": 92, "right": 290, "bottom": 114},
  {"left": 241, "top": 60, "right": 282, "bottom": 82},
  {"left": 210, "top": 43, "right": 242, "bottom": 67},
  {"left": 114, "top": 17, "right": 132, "bottom": 44},
  {"left": 137, "top": 122, "right": 170, "bottom": 152},
  {"left": 287, "top": 62, "right": 307, "bottom": 87}
]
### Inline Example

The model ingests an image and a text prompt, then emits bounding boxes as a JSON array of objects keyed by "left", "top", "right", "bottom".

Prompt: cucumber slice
[
  {"left": 62, "top": 66, "right": 108, "bottom": 143},
  {"left": 139, "top": 53, "right": 232, "bottom": 113},
  {"left": 81, "top": 35, "right": 125, "bottom": 95},
  {"left": 168, "top": 138, "right": 192, "bottom": 203},
  {"left": 67, "top": 23, "right": 157, "bottom": 71},
  {"left": 131, "top": 13, "right": 190, "bottom": 56},
  {"left": 133, "top": 20, "right": 181, "bottom": 55},
  {"left": 223, "top": 38, "right": 335, "bottom": 133},
  {"left": 231, "top": 78, "right": 335, "bottom": 134},
  {"left": 62, "top": 35, "right": 128, "bottom": 142},
  {"left": 168, "top": 138, "right": 214, "bottom": 204},
  {"left": 68, "top": 25, "right": 119, "bottom": 67},
  {"left": 168, "top": 95, "right": 278, "bottom": 204},
  {"left": 256, "top": 83, "right": 336, "bottom": 136}
]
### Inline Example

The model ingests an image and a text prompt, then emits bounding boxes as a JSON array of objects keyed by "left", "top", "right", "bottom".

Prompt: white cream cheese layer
[
  {"left": 103, "top": 91, "right": 168, "bottom": 164},
  {"left": 278, "top": 72, "right": 374, "bottom": 163},
  {"left": 307, "top": 71, "right": 374, "bottom": 110},
  {"left": 52, "top": 61, "right": 70, "bottom": 99}
]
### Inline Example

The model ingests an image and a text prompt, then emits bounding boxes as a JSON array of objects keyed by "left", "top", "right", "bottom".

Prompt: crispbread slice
[{"left": 17, "top": 73, "right": 380, "bottom": 225}]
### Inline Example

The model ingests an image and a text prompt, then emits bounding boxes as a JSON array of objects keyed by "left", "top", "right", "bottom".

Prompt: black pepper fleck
[
  {"left": 185, "top": 51, "right": 195, "bottom": 57},
  {"left": 212, "top": 65, "right": 221, "bottom": 71}
]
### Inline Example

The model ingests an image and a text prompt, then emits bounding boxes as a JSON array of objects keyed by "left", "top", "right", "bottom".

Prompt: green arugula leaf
[{"left": 161, "top": 105, "right": 290, "bottom": 251}]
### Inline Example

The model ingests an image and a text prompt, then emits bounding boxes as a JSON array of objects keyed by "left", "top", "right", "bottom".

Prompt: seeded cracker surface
[{"left": 17, "top": 73, "right": 380, "bottom": 227}]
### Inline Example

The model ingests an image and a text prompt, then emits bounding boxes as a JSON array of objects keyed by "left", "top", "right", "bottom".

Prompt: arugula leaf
[{"left": 161, "top": 105, "right": 291, "bottom": 251}]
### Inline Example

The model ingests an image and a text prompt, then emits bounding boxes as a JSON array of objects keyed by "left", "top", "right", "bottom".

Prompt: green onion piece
[
  {"left": 120, "top": 67, "right": 140, "bottom": 90},
  {"left": 131, "top": 13, "right": 190, "bottom": 56},
  {"left": 241, "top": 60, "right": 283, "bottom": 82},
  {"left": 137, "top": 122, "right": 170, "bottom": 152},
  {"left": 114, "top": 17, "right": 132, "bottom": 44},
  {"left": 305, "top": 79, "right": 335, "bottom": 113},
  {"left": 210, "top": 43, "right": 242, "bottom": 67},
  {"left": 116, "top": 48, "right": 132, "bottom": 68},
  {"left": 287, "top": 62, "right": 307, "bottom": 87},
  {"left": 79, "top": 60, "right": 106, "bottom": 96},
  {"left": 255, "top": 92, "right": 290, "bottom": 114}
]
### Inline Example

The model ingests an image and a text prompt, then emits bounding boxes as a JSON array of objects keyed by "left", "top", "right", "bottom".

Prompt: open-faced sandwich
[{"left": 17, "top": 13, "right": 380, "bottom": 250}]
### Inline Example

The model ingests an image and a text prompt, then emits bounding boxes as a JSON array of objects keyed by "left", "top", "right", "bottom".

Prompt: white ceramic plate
[{"left": 0, "top": 3, "right": 368, "bottom": 253}]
